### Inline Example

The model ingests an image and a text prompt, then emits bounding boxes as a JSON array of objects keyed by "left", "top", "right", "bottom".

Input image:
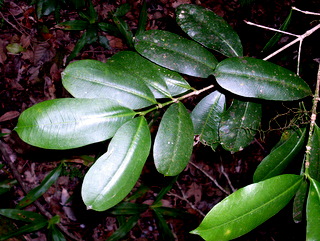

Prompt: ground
[{"left": 0, "top": 0, "right": 319, "bottom": 240}]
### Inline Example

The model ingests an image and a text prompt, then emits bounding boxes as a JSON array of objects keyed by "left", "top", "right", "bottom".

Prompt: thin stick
[
  {"left": 292, "top": 7, "right": 320, "bottom": 16},
  {"left": 0, "top": 12, "right": 25, "bottom": 35},
  {"left": 189, "top": 161, "right": 230, "bottom": 195}
]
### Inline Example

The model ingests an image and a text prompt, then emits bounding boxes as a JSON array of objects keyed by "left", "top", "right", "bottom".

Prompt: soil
[{"left": 0, "top": 0, "right": 319, "bottom": 240}]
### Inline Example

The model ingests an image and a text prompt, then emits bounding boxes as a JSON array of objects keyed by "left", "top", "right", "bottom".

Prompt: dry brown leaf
[
  {"left": 0, "top": 111, "right": 20, "bottom": 122},
  {"left": 185, "top": 182, "right": 202, "bottom": 204}
]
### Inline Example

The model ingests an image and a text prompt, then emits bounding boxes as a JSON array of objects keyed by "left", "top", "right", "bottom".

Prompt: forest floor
[{"left": 0, "top": 0, "right": 320, "bottom": 240}]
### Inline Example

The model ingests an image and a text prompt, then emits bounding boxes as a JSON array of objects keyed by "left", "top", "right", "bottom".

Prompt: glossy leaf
[
  {"left": 153, "top": 103, "right": 194, "bottom": 176},
  {"left": 309, "top": 124, "right": 320, "bottom": 182},
  {"left": 219, "top": 99, "right": 261, "bottom": 152},
  {"left": 15, "top": 98, "right": 136, "bottom": 149},
  {"left": 253, "top": 127, "right": 306, "bottom": 182},
  {"left": 106, "top": 215, "right": 140, "bottom": 241},
  {"left": 176, "top": 4, "right": 243, "bottom": 57},
  {"left": 293, "top": 179, "right": 308, "bottom": 223},
  {"left": 135, "top": 30, "right": 218, "bottom": 78},
  {"left": 214, "top": 57, "right": 312, "bottom": 100},
  {"left": 62, "top": 59, "right": 157, "bottom": 109},
  {"left": 306, "top": 178, "right": 320, "bottom": 240},
  {"left": 0, "top": 209, "right": 46, "bottom": 223},
  {"left": 82, "top": 117, "right": 151, "bottom": 211},
  {"left": 191, "top": 174, "right": 303, "bottom": 241},
  {"left": 16, "top": 164, "right": 63, "bottom": 209},
  {"left": 191, "top": 91, "right": 226, "bottom": 150},
  {"left": 108, "top": 51, "right": 192, "bottom": 98}
]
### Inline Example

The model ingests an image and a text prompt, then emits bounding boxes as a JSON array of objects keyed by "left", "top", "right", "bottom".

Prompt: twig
[
  {"left": 0, "top": 12, "right": 25, "bottom": 35},
  {"left": 0, "top": 141, "right": 81, "bottom": 241},
  {"left": 189, "top": 161, "right": 230, "bottom": 195},
  {"left": 292, "top": 7, "right": 320, "bottom": 16},
  {"left": 167, "top": 182, "right": 205, "bottom": 217},
  {"left": 220, "top": 164, "right": 236, "bottom": 192},
  {"left": 244, "top": 20, "right": 299, "bottom": 37},
  {"left": 304, "top": 63, "right": 320, "bottom": 173}
]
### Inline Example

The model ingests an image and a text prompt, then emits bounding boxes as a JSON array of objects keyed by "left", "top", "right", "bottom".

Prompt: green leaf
[
  {"left": 136, "top": 0, "right": 147, "bottom": 36},
  {"left": 0, "top": 179, "right": 17, "bottom": 195},
  {"left": 113, "top": 3, "right": 131, "bottom": 17},
  {"left": 153, "top": 176, "right": 179, "bottom": 206},
  {"left": 219, "top": 99, "right": 261, "bottom": 152},
  {"left": 0, "top": 220, "right": 48, "bottom": 241},
  {"left": 106, "top": 215, "right": 140, "bottom": 241},
  {"left": 98, "top": 22, "right": 120, "bottom": 36},
  {"left": 58, "top": 20, "right": 88, "bottom": 30},
  {"left": 66, "top": 25, "right": 98, "bottom": 63},
  {"left": 113, "top": 15, "right": 134, "bottom": 48},
  {"left": 98, "top": 35, "right": 110, "bottom": 49},
  {"left": 306, "top": 178, "right": 320, "bottom": 240},
  {"left": 108, "top": 51, "right": 192, "bottom": 98},
  {"left": 309, "top": 124, "right": 320, "bottom": 182},
  {"left": 153, "top": 103, "right": 194, "bottom": 176},
  {"left": 191, "top": 174, "right": 303, "bottom": 241},
  {"left": 15, "top": 98, "right": 136, "bottom": 149},
  {"left": 135, "top": 30, "right": 218, "bottom": 78},
  {"left": 191, "top": 91, "right": 226, "bottom": 150},
  {"left": 253, "top": 127, "right": 307, "bottom": 182},
  {"left": 262, "top": 9, "right": 292, "bottom": 53},
  {"left": 6, "top": 43, "right": 25, "bottom": 54},
  {"left": 293, "top": 179, "right": 308, "bottom": 223},
  {"left": 16, "top": 164, "right": 63, "bottom": 209},
  {"left": 62, "top": 59, "right": 157, "bottom": 109},
  {"left": 0, "top": 209, "right": 46, "bottom": 223},
  {"left": 108, "top": 202, "right": 149, "bottom": 215},
  {"left": 82, "top": 117, "right": 151, "bottom": 211},
  {"left": 153, "top": 208, "right": 175, "bottom": 241},
  {"left": 214, "top": 57, "right": 312, "bottom": 100},
  {"left": 176, "top": 4, "right": 243, "bottom": 57},
  {"left": 48, "top": 224, "right": 66, "bottom": 241}
]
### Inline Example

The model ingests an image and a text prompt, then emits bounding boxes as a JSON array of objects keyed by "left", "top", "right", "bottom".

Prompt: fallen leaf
[{"left": 0, "top": 111, "right": 20, "bottom": 122}]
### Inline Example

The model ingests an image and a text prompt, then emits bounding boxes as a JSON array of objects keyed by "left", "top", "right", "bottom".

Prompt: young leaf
[
  {"left": 82, "top": 117, "right": 151, "bottom": 211},
  {"left": 176, "top": 4, "right": 243, "bottom": 57},
  {"left": 16, "top": 164, "right": 63, "bottom": 209},
  {"left": 62, "top": 59, "right": 157, "bottom": 109},
  {"left": 108, "top": 51, "right": 192, "bottom": 99},
  {"left": 309, "top": 124, "right": 320, "bottom": 182},
  {"left": 135, "top": 30, "right": 218, "bottom": 78},
  {"left": 48, "top": 224, "right": 66, "bottom": 241},
  {"left": 293, "top": 179, "right": 308, "bottom": 223},
  {"left": 0, "top": 209, "right": 46, "bottom": 223},
  {"left": 253, "top": 127, "right": 307, "bottom": 182},
  {"left": 15, "top": 98, "right": 136, "bottom": 149},
  {"left": 191, "top": 91, "right": 226, "bottom": 150},
  {"left": 214, "top": 57, "right": 312, "bottom": 100},
  {"left": 153, "top": 103, "right": 194, "bottom": 176},
  {"left": 219, "top": 99, "right": 261, "bottom": 152},
  {"left": 191, "top": 174, "right": 303, "bottom": 241},
  {"left": 306, "top": 178, "right": 320, "bottom": 240}
]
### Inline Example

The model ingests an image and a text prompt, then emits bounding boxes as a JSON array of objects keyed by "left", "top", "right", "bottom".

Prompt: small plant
[{"left": 10, "top": 3, "right": 320, "bottom": 240}]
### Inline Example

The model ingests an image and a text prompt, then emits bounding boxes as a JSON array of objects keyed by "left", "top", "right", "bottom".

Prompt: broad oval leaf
[
  {"left": 176, "top": 4, "right": 243, "bottom": 57},
  {"left": 214, "top": 57, "right": 312, "bottom": 100},
  {"left": 82, "top": 117, "right": 151, "bottom": 211},
  {"left": 309, "top": 124, "right": 320, "bottom": 182},
  {"left": 191, "top": 91, "right": 226, "bottom": 150},
  {"left": 62, "top": 59, "right": 157, "bottom": 109},
  {"left": 108, "top": 51, "right": 192, "bottom": 98},
  {"left": 15, "top": 98, "right": 136, "bottom": 149},
  {"left": 219, "top": 99, "right": 261, "bottom": 152},
  {"left": 16, "top": 164, "right": 63, "bottom": 209},
  {"left": 153, "top": 102, "right": 194, "bottom": 176},
  {"left": 253, "top": 127, "right": 306, "bottom": 182},
  {"left": 191, "top": 174, "right": 303, "bottom": 241},
  {"left": 135, "top": 30, "right": 218, "bottom": 78},
  {"left": 306, "top": 178, "right": 320, "bottom": 240}
]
